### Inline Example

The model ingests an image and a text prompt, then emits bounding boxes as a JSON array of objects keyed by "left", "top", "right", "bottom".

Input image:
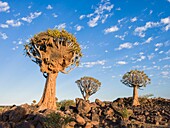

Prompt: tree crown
[
  {"left": 24, "top": 29, "right": 82, "bottom": 75},
  {"left": 121, "top": 70, "right": 151, "bottom": 88},
  {"left": 75, "top": 76, "right": 101, "bottom": 99}
]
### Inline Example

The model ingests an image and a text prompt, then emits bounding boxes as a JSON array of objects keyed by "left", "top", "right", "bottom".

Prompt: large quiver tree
[
  {"left": 25, "top": 29, "right": 82, "bottom": 110},
  {"left": 75, "top": 76, "right": 101, "bottom": 101},
  {"left": 121, "top": 70, "right": 151, "bottom": 106}
]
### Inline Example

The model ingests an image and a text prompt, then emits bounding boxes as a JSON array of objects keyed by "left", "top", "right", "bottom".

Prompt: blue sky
[{"left": 0, "top": 0, "right": 170, "bottom": 105}]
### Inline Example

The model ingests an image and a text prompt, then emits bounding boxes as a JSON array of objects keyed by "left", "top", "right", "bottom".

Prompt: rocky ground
[{"left": 0, "top": 97, "right": 170, "bottom": 128}]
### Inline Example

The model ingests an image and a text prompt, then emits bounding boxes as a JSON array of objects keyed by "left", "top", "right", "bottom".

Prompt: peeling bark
[
  {"left": 38, "top": 73, "right": 58, "bottom": 110},
  {"left": 132, "top": 86, "right": 140, "bottom": 106}
]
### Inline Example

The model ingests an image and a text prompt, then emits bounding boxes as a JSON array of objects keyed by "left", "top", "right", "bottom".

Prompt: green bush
[
  {"left": 119, "top": 108, "right": 133, "bottom": 120},
  {"left": 44, "top": 112, "right": 73, "bottom": 128},
  {"left": 0, "top": 106, "right": 4, "bottom": 112},
  {"left": 56, "top": 100, "right": 75, "bottom": 110}
]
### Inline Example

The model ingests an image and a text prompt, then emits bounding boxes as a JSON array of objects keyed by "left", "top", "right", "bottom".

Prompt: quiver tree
[
  {"left": 24, "top": 29, "right": 82, "bottom": 110},
  {"left": 75, "top": 76, "right": 101, "bottom": 101},
  {"left": 121, "top": 70, "right": 151, "bottom": 106}
]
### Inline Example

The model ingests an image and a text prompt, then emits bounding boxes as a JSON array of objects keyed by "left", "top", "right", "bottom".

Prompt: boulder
[
  {"left": 76, "top": 99, "right": 91, "bottom": 114},
  {"left": 95, "top": 99, "right": 105, "bottom": 107},
  {"left": 75, "top": 114, "right": 86, "bottom": 125},
  {"left": 0, "top": 122, "right": 11, "bottom": 128},
  {"left": 85, "top": 122, "right": 93, "bottom": 128},
  {"left": 15, "top": 121, "right": 35, "bottom": 128},
  {"left": 9, "top": 106, "right": 27, "bottom": 122}
]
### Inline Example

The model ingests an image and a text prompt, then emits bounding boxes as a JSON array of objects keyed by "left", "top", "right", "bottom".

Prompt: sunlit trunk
[
  {"left": 38, "top": 73, "right": 58, "bottom": 110},
  {"left": 132, "top": 85, "right": 140, "bottom": 106},
  {"left": 85, "top": 94, "right": 90, "bottom": 101}
]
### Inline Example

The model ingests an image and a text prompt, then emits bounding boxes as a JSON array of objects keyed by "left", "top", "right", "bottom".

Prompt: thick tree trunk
[
  {"left": 132, "top": 86, "right": 140, "bottom": 106},
  {"left": 38, "top": 73, "right": 58, "bottom": 110},
  {"left": 85, "top": 94, "right": 90, "bottom": 101}
]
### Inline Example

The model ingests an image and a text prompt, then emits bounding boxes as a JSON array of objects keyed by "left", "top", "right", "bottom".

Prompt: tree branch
[
  {"left": 60, "top": 65, "right": 77, "bottom": 74},
  {"left": 32, "top": 43, "right": 42, "bottom": 59},
  {"left": 27, "top": 50, "right": 41, "bottom": 60}
]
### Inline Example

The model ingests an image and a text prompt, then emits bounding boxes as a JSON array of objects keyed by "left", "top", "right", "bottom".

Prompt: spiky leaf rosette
[
  {"left": 121, "top": 70, "right": 151, "bottom": 88},
  {"left": 75, "top": 76, "right": 101, "bottom": 98},
  {"left": 24, "top": 29, "right": 82, "bottom": 75}
]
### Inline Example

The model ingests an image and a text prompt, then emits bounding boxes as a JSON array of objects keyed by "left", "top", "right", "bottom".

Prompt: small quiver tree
[
  {"left": 24, "top": 29, "right": 82, "bottom": 110},
  {"left": 121, "top": 70, "right": 151, "bottom": 106},
  {"left": 75, "top": 76, "right": 101, "bottom": 101}
]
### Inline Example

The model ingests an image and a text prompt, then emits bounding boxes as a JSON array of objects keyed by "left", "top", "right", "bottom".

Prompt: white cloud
[
  {"left": 164, "top": 40, "right": 170, "bottom": 46},
  {"left": 149, "top": 10, "right": 153, "bottom": 15},
  {"left": 130, "top": 17, "right": 137, "bottom": 22},
  {"left": 88, "top": 15, "right": 100, "bottom": 27},
  {"left": 52, "top": 13, "right": 58, "bottom": 18},
  {"left": 155, "top": 43, "right": 163, "bottom": 47},
  {"left": 12, "top": 46, "right": 18, "bottom": 51},
  {"left": 115, "top": 42, "right": 133, "bottom": 50},
  {"left": 75, "top": 25, "right": 84, "bottom": 31},
  {"left": 145, "top": 37, "right": 153, "bottom": 43},
  {"left": 162, "top": 17, "right": 170, "bottom": 24},
  {"left": 134, "top": 17, "right": 170, "bottom": 36},
  {"left": 55, "top": 23, "right": 66, "bottom": 30},
  {"left": 116, "top": 7, "right": 121, "bottom": 11},
  {"left": 161, "top": 71, "right": 169, "bottom": 78},
  {"left": 79, "top": 15, "right": 85, "bottom": 20},
  {"left": 86, "top": 0, "right": 114, "bottom": 27},
  {"left": 133, "top": 42, "right": 139, "bottom": 46},
  {"left": 101, "top": 14, "right": 109, "bottom": 23},
  {"left": 155, "top": 48, "right": 159, "bottom": 51},
  {"left": 6, "top": 20, "right": 22, "bottom": 27},
  {"left": 159, "top": 51, "right": 164, "bottom": 54},
  {"left": 80, "top": 60, "right": 106, "bottom": 68},
  {"left": 13, "top": 13, "right": 20, "bottom": 17},
  {"left": 139, "top": 52, "right": 144, "bottom": 55},
  {"left": 154, "top": 43, "right": 163, "bottom": 52},
  {"left": 18, "top": 40, "right": 22, "bottom": 45},
  {"left": 167, "top": 0, "right": 170, "bottom": 2},
  {"left": 21, "top": 12, "right": 42, "bottom": 23},
  {"left": 0, "top": 32, "right": 8, "bottom": 39},
  {"left": 80, "top": 45, "right": 89, "bottom": 50},
  {"left": 115, "top": 35, "right": 124, "bottom": 40},
  {"left": 132, "top": 53, "right": 146, "bottom": 62},
  {"left": 0, "top": 24, "right": 8, "bottom": 28},
  {"left": 163, "top": 65, "right": 170, "bottom": 68},
  {"left": 166, "top": 49, "right": 170, "bottom": 55},
  {"left": 147, "top": 53, "right": 154, "bottom": 60},
  {"left": 112, "top": 75, "right": 116, "bottom": 78},
  {"left": 161, "top": 16, "right": 170, "bottom": 31},
  {"left": 0, "top": 1, "right": 10, "bottom": 12},
  {"left": 159, "top": 56, "right": 170, "bottom": 61},
  {"left": 102, "top": 66, "right": 112, "bottom": 69},
  {"left": 46, "top": 5, "right": 53, "bottom": 10},
  {"left": 118, "top": 18, "right": 126, "bottom": 24},
  {"left": 28, "top": 5, "right": 31, "bottom": 9},
  {"left": 116, "top": 61, "right": 127, "bottom": 65},
  {"left": 104, "top": 25, "right": 119, "bottom": 34},
  {"left": 134, "top": 22, "right": 160, "bottom": 37},
  {"left": 141, "top": 56, "right": 146, "bottom": 60}
]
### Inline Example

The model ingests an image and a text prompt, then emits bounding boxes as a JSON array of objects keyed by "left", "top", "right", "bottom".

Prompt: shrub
[
  {"left": 56, "top": 100, "right": 75, "bottom": 110},
  {"left": 44, "top": 112, "right": 73, "bottom": 128},
  {"left": 119, "top": 108, "right": 133, "bottom": 120},
  {"left": 0, "top": 106, "right": 4, "bottom": 112}
]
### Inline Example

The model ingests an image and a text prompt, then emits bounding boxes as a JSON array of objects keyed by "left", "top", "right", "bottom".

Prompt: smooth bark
[
  {"left": 85, "top": 95, "right": 90, "bottom": 101},
  {"left": 132, "top": 85, "right": 140, "bottom": 106},
  {"left": 38, "top": 73, "right": 58, "bottom": 110}
]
